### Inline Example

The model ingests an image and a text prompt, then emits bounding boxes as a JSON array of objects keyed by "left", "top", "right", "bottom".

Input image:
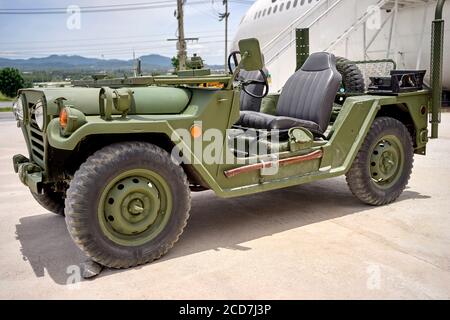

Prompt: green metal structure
[
  {"left": 296, "top": 28, "right": 310, "bottom": 71},
  {"left": 431, "top": 0, "right": 446, "bottom": 138},
  {"left": 11, "top": 1, "right": 446, "bottom": 269}
]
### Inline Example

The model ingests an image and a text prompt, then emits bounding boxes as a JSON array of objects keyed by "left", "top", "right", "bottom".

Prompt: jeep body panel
[{"left": 37, "top": 87, "right": 429, "bottom": 198}]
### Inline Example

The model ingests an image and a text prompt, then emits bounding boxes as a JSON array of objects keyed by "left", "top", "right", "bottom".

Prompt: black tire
[
  {"left": 65, "top": 141, "right": 191, "bottom": 269},
  {"left": 336, "top": 57, "right": 365, "bottom": 93},
  {"left": 346, "top": 117, "right": 414, "bottom": 206},
  {"left": 31, "top": 189, "right": 65, "bottom": 216}
]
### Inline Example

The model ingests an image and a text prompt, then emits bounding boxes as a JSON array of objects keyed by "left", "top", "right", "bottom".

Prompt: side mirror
[{"left": 238, "top": 38, "right": 263, "bottom": 71}]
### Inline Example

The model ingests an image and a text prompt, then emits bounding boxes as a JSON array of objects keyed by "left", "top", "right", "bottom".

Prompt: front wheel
[
  {"left": 346, "top": 117, "right": 414, "bottom": 205},
  {"left": 65, "top": 141, "right": 191, "bottom": 268}
]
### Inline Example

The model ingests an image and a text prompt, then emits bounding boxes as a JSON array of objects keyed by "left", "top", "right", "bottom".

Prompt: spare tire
[{"left": 336, "top": 57, "right": 365, "bottom": 93}]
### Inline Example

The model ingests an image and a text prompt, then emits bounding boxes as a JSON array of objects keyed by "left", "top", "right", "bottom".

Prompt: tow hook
[
  {"left": 13, "top": 154, "right": 43, "bottom": 194},
  {"left": 12, "top": 154, "right": 29, "bottom": 173}
]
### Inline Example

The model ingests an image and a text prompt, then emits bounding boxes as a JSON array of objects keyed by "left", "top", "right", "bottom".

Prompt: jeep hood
[{"left": 31, "top": 86, "right": 192, "bottom": 116}]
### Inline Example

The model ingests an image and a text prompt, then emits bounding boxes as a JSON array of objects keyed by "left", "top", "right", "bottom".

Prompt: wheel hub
[
  {"left": 370, "top": 138, "right": 402, "bottom": 186},
  {"left": 104, "top": 176, "right": 161, "bottom": 236},
  {"left": 128, "top": 199, "right": 145, "bottom": 215}
]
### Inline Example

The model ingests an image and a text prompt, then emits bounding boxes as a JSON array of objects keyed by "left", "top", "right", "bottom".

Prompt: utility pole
[
  {"left": 219, "top": 0, "right": 230, "bottom": 71},
  {"left": 133, "top": 50, "right": 142, "bottom": 77},
  {"left": 176, "top": 0, "right": 187, "bottom": 70},
  {"left": 133, "top": 50, "right": 136, "bottom": 77},
  {"left": 168, "top": 0, "right": 198, "bottom": 71}
]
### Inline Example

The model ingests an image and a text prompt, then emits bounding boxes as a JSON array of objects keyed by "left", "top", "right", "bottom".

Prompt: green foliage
[
  {"left": 171, "top": 56, "right": 179, "bottom": 71},
  {"left": 23, "top": 79, "right": 33, "bottom": 88},
  {"left": 0, "top": 68, "right": 25, "bottom": 97},
  {"left": 0, "top": 92, "right": 13, "bottom": 101}
]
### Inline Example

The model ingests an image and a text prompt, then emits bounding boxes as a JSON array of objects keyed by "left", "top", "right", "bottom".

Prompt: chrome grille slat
[
  {"left": 30, "top": 136, "right": 44, "bottom": 149},
  {"left": 29, "top": 126, "right": 42, "bottom": 136},
  {"left": 32, "top": 146, "right": 45, "bottom": 157}
]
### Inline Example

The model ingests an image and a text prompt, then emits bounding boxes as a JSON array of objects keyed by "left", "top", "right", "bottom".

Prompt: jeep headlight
[
  {"left": 34, "top": 101, "right": 44, "bottom": 130},
  {"left": 13, "top": 96, "right": 24, "bottom": 121}
]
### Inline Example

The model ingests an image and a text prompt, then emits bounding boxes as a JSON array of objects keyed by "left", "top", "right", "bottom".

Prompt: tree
[
  {"left": 0, "top": 67, "right": 25, "bottom": 98},
  {"left": 171, "top": 56, "right": 179, "bottom": 71}
]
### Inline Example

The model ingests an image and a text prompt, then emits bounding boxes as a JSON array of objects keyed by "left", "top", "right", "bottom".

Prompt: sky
[{"left": 0, "top": 0, "right": 255, "bottom": 65}]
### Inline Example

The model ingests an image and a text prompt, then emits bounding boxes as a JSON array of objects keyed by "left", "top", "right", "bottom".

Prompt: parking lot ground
[{"left": 0, "top": 115, "right": 449, "bottom": 299}]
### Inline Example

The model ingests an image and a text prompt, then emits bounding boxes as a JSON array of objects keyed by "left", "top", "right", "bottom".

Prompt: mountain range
[{"left": 0, "top": 54, "right": 173, "bottom": 71}]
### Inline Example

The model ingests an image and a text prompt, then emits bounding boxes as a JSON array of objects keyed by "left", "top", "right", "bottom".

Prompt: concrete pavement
[
  {"left": 0, "top": 112, "right": 14, "bottom": 122},
  {"left": 0, "top": 102, "right": 12, "bottom": 108},
  {"left": 0, "top": 115, "right": 449, "bottom": 299},
  {"left": 0, "top": 101, "right": 14, "bottom": 122}
]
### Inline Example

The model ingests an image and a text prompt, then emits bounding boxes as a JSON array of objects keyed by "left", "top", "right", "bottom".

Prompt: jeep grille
[{"left": 28, "top": 106, "right": 45, "bottom": 168}]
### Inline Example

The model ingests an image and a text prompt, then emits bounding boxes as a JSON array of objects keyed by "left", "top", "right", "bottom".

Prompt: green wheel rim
[
  {"left": 98, "top": 169, "right": 173, "bottom": 246},
  {"left": 369, "top": 135, "right": 404, "bottom": 189}
]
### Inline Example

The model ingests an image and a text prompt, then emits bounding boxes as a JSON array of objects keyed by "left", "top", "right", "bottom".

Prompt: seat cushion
[
  {"left": 269, "top": 116, "right": 321, "bottom": 135},
  {"left": 238, "top": 110, "right": 276, "bottom": 130},
  {"left": 237, "top": 111, "right": 321, "bottom": 135}
]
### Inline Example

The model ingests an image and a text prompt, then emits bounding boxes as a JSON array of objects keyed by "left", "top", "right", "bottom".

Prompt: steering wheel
[
  {"left": 227, "top": 51, "right": 269, "bottom": 99},
  {"left": 241, "top": 70, "right": 269, "bottom": 99},
  {"left": 228, "top": 50, "right": 241, "bottom": 74}
]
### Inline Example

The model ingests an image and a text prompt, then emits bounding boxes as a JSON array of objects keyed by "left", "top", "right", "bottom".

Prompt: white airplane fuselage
[{"left": 232, "top": 0, "right": 450, "bottom": 92}]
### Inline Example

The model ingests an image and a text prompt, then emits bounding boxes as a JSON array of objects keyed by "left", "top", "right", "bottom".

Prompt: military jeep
[{"left": 12, "top": 1, "right": 446, "bottom": 269}]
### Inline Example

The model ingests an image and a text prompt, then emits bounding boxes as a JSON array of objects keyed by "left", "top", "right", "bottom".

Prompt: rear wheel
[
  {"left": 346, "top": 117, "right": 414, "bottom": 205},
  {"left": 31, "top": 188, "right": 65, "bottom": 216},
  {"left": 65, "top": 141, "right": 191, "bottom": 268}
]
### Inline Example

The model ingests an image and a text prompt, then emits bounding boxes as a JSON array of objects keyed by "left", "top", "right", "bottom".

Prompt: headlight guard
[
  {"left": 13, "top": 95, "right": 25, "bottom": 122},
  {"left": 34, "top": 101, "right": 45, "bottom": 130}
]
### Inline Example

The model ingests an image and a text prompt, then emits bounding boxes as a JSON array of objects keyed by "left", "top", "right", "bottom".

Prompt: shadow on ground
[{"left": 15, "top": 178, "right": 430, "bottom": 285}]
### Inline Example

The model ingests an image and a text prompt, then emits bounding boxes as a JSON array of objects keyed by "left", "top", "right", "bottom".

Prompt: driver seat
[{"left": 239, "top": 52, "right": 342, "bottom": 137}]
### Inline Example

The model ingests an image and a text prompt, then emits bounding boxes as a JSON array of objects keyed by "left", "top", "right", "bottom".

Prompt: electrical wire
[
  {"left": 1, "top": 40, "right": 232, "bottom": 56},
  {"left": 0, "top": 0, "right": 248, "bottom": 59},
  {"left": 0, "top": 1, "right": 177, "bottom": 11},
  {"left": 0, "top": 0, "right": 253, "bottom": 15},
  {"left": 0, "top": 29, "right": 229, "bottom": 45}
]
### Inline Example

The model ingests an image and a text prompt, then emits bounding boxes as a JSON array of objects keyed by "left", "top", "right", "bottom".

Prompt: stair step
[{"left": 382, "top": 0, "right": 430, "bottom": 10}]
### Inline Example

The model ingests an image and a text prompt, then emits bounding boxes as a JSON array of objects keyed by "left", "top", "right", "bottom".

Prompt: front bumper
[{"left": 13, "top": 154, "right": 43, "bottom": 194}]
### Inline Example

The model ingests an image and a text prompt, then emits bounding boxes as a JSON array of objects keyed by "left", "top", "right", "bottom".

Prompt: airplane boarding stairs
[{"left": 261, "top": 0, "right": 438, "bottom": 92}]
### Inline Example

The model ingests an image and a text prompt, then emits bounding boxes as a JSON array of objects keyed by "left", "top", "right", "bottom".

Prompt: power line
[
  {"left": 0, "top": 29, "right": 232, "bottom": 45},
  {"left": 3, "top": 40, "right": 231, "bottom": 54},
  {"left": 0, "top": 1, "right": 196, "bottom": 14},
  {"left": 0, "top": 1, "right": 176, "bottom": 11},
  {"left": 0, "top": 0, "right": 254, "bottom": 11},
  {"left": 0, "top": 0, "right": 254, "bottom": 14},
  {"left": 0, "top": 0, "right": 249, "bottom": 60},
  {"left": 2, "top": 34, "right": 226, "bottom": 50},
  {"left": 188, "top": 3, "right": 219, "bottom": 20},
  {"left": 0, "top": 40, "right": 231, "bottom": 57}
]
